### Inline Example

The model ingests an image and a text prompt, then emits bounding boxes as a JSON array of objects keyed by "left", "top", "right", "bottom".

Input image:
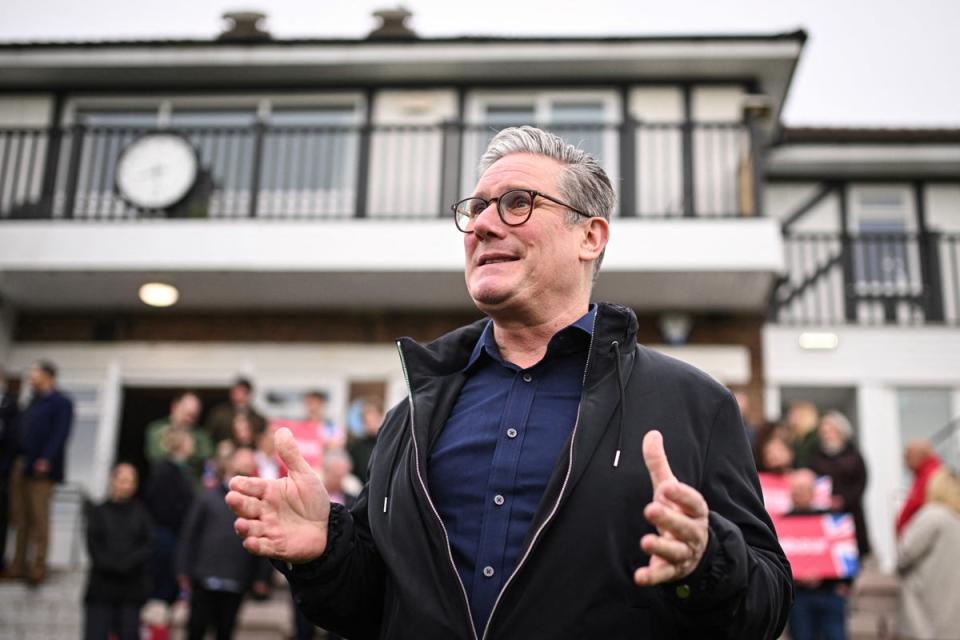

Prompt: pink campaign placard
[
  {"left": 770, "top": 513, "right": 859, "bottom": 580},
  {"left": 269, "top": 419, "right": 326, "bottom": 473},
  {"left": 758, "top": 472, "right": 833, "bottom": 515}
]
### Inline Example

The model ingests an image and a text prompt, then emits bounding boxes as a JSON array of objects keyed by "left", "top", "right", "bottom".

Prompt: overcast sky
[{"left": 2, "top": 0, "right": 958, "bottom": 127}]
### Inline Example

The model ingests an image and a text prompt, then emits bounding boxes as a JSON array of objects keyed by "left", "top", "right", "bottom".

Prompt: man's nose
[{"left": 471, "top": 200, "right": 503, "bottom": 238}]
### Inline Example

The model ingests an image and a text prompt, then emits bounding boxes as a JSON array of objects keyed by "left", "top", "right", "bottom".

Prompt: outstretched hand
[
  {"left": 226, "top": 427, "right": 331, "bottom": 562},
  {"left": 634, "top": 430, "right": 710, "bottom": 586}
]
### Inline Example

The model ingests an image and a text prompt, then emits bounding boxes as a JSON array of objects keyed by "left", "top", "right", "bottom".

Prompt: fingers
[
  {"left": 634, "top": 562, "right": 677, "bottom": 586},
  {"left": 640, "top": 533, "right": 695, "bottom": 565},
  {"left": 275, "top": 428, "right": 313, "bottom": 476},
  {"left": 642, "top": 430, "right": 676, "bottom": 491},
  {"left": 229, "top": 474, "right": 267, "bottom": 499},
  {"left": 644, "top": 501, "right": 702, "bottom": 544},
  {"left": 656, "top": 481, "right": 709, "bottom": 520},
  {"left": 225, "top": 490, "right": 263, "bottom": 519}
]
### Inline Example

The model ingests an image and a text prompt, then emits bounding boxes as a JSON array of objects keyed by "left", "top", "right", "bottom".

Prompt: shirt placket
[{"left": 470, "top": 366, "right": 537, "bottom": 624}]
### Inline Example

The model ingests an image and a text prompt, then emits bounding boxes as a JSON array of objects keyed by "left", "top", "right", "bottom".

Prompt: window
[{"left": 851, "top": 187, "right": 918, "bottom": 293}]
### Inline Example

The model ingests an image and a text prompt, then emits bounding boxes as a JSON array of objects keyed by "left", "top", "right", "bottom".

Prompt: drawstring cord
[
  {"left": 611, "top": 340, "right": 626, "bottom": 468},
  {"left": 382, "top": 430, "right": 409, "bottom": 513}
]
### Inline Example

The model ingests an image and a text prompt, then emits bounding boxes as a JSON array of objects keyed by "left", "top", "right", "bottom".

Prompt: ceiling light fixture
[
  {"left": 798, "top": 332, "right": 839, "bottom": 351},
  {"left": 139, "top": 282, "right": 179, "bottom": 308}
]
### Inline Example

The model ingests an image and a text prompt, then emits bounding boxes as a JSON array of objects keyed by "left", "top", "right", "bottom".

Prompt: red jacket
[{"left": 896, "top": 455, "right": 941, "bottom": 536}]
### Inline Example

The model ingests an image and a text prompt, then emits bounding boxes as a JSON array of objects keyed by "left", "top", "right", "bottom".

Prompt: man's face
[
  {"left": 172, "top": 394, "right": 201, "bottom": 427},
  {"left": 110, "top": 464, "right": 138, "bottom": 501},
  {"left": 29, "top": 366, "right": 50, "bottom": 392},
  {"left": 228, "top": 448, "right": 258, "bottom": 479},
  {"left": 230, "top": 384, "right": 250, "bottom": 407},
  {"left": 464, "top": 153, "right": 590, "bottom": 315}
]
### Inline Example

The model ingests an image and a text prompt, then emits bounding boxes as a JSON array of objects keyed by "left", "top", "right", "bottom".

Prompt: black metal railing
[
  {"left": 0, "top": 120, "right": 756, "bottom": 221},
  {"left": 771, "top": 232, "right": 960, "bottom": 326}
]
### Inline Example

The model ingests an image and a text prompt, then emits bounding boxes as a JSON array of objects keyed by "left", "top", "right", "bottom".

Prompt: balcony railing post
[
  {"left": 61, "top": 123, "right": 86, "bottom": 220},
  {"left": 746, "top": 112, "right": 765, "bottom": 217},
  {"left": 619, "top": 118, "right": 637, "bottom": 218},
  {"left": 38, "top": 126, "right": 64, "bottom": 217},
  {"left": 681, "top": 120, "right": 695, "bottom": 218},
  {"left": 920, "top": 230, "right": 945, "bottom": 322},
  {"left": 438, "top": 120, "right": 463, "bottom": 218},
  {"left": 248, "top": 120, "right": 265, "bottom": 218},
  {"left": 353, "top": 122, "right": 372, "bottom": 219}
]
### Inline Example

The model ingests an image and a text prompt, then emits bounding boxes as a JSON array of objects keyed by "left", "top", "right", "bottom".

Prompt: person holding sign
[{"left": 226, "top": 126, "right": 792, "bottom": 639}]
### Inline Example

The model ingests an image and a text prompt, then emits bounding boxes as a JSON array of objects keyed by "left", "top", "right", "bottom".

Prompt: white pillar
[
  {"left": 90, "top": 360, "right": 123, "bottom": 501},
  {"left": 763, "top": 383, "right": 782, "bottom": 423},
  {"left": 0, "top": 300, "right": 14, "bottom": 364},
  {"left": 857, "top": 383, "right": 901, "bottom": 574}
]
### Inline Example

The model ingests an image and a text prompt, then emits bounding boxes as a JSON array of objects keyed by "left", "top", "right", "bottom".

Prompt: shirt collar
[{"left": 465, "top": 304, "right": 596, "bottom": 372}]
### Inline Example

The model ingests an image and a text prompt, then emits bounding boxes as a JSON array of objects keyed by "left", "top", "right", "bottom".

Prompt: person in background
[
  {"left": 9, "top": 359, "right": 73, "bottom": 585},
  {"left": 787, "top": 400, "right": 820, "bottom": 469},
  {"left": 346, "top": 399, "right": 383, "bottom": 484},
  {"left": 754, "top": 422, "right": 795, "bottom": 475},
  {"left": 897, "top": 467, "right": 960, "bottom": 640},
  {"left": 144, "top": 390, "right": 212, "bottom": 488},
  {"left": 809, "top": 411, "right": 871, "bottom": 558},
  {"left": 732, "top": 388, "right": 759, "bottom": 445},
  {"left": 254, "top": 428, "right": 280, "bottom": 481},
  {"left": 303, "top": 390, "right": 346, "bottom": 452},
  {"left": 896, "top": 439, "right": 942, "bottom": 536},
  {"left": 786, "top": 468, "right": 851, "bottom": 640},
  {"left": 143, "top": 429, "right": 196, "bottom": 607},
  {"left": 177, "top": 447, "right": 270, "bottom": 640},
  {"left": 229, "top": 414, "right": 255, "bottom": 448},
  {"left": 292, "top": 448, "right": 357, "bottom": 640},
  {"left": 83, "top": 462, "right": 153, "bottom": 640},
  {"left": 206, "top": 377, "right": 267, "bottom": 445},
  {"left": 0, "top": 367, "right": 20, "bottom": 578}
]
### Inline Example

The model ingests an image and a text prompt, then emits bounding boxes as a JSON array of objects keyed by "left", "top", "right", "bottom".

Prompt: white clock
[{"left": 115, "top": 133, "right": 199, "bottom": 210}]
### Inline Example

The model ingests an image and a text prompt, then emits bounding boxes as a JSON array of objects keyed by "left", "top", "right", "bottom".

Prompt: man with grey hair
[{"left": 228, "top": 126, "right": 792, "bottom": 639}]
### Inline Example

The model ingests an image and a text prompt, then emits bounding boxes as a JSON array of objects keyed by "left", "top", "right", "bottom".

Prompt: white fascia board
[
  {"left": 0, "top": 40, "right": 802, "bottom": 71},
  {"left": 768, "top": 144, "right": 960, "bottom": 168},
  {"left": 763, "top": 324, "right": 960, "bottom": 386},
  {"left": 604, "top": 218, "right": 784, "bottom": 273},
  {"left": 0, "top": 218, "right": 784, "bottom": 275}
]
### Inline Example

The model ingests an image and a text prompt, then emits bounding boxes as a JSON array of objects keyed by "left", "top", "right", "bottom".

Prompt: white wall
[
  {"left": 926, "top": 185, "right": 960, "bottom": 232},
  {"left": 691, "top": 86, "right": 744, "bottom": 122},
  {"left": 763, "top": 324, "right": 960, "bottom": 573},
  {"left": 628, "top": 86, "right": 683, "bottom": 123},
  {"left": 0, "top": 95, "right": 53, "bottom": 127},
  {"left": 765, "top": 182, "right": 841, "bottom": 231}
]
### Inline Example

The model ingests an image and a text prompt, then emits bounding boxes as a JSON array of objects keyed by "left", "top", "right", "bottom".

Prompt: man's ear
[{"left": 579, "top": 216, "right": 610, "bottom": 263}]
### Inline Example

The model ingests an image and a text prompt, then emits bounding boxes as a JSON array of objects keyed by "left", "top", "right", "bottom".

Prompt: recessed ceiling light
[
  {"left": 139, "top": 282, "right": 179, "bottom": 307},
  {"left": 798, "top": 332, "right": 839, "bottom": 351}
]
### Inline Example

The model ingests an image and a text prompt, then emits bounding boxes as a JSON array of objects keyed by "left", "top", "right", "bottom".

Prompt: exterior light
[
  {"left": 139, "top": 282, "right": 179, "bottom": 307},
  {"left": 798, "top": 332, "right": 839, "bottom": 351}
]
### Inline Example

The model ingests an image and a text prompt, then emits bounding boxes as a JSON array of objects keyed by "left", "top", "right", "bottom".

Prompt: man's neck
[{"left": 490, "top": 301, "right": 591, "bottom": 370}]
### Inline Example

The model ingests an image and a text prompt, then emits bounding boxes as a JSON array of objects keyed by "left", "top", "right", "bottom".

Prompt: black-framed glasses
[{"left": 451, "top": 189, "right": 590, "bottom": 233}]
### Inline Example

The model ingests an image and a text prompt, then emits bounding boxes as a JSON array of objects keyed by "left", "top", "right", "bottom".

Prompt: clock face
[{"left": 115, "top": 134, "right": 199, "bottom": 210}]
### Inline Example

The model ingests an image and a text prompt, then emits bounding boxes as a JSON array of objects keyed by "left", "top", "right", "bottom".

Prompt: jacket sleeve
[
  {"left": 113, "top": 504, "right": 156, "bottom": 574},
  {"left": 85, "top": 502, "right": 123, "bottom": 574},
  {"left": 42, "top": 396, "right": 73, "bottom": 462},
  {"left": 276, "top": 486, "right": 387, "bottom": 640},
  {"left": 176, "top": 496, "right": 206, "bottom": 579},
  {"left": 663, "top": 390, "right": 793, "bottom": 640},
  {"left": 897, "top": 506, "right": 939, "bottom": 573}
]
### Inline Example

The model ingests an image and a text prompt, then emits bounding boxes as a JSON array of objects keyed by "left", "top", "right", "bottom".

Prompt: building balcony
[
  {"left": 0, "top": 121, "right": 782, "bottom": 312},
  {"left": 770, "top": 232, "right": 960, "bottom": 326}
]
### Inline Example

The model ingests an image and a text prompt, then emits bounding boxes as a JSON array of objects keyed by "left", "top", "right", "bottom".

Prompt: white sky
[{"left": 2, "top": 0, "right": 959, "bottom": 127}]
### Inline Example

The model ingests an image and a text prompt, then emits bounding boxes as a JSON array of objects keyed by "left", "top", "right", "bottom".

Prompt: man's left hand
[
  {"left": 33, "top": 458, "right": 50, "bottom": 477},
  {"left": 634, "top": 430, "right": 710, "bottom": 586}
]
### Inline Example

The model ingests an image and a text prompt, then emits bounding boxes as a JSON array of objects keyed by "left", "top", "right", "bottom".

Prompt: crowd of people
[
  {"left": 738, "top": 394, "right": 960, "bottom": 640},
  {"left": 0, "top": 365, "right": 384, "bottom": 640},
  {"left": 0, "top": 355, "right": 958, "bottom": 639}
]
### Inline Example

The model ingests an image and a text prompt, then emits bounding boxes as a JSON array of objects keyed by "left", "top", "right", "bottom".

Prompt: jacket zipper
[
  {"left": 396, "top": 341, "right": 480, "bottom": 640},
  {"left": 480, "top": 311, "right": 601, "bottom": 640}
]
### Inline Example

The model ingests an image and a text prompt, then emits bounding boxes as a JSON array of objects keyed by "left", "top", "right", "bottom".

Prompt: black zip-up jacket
[{"left": 281, "top": 303, "right": 792, "bottom": 640}]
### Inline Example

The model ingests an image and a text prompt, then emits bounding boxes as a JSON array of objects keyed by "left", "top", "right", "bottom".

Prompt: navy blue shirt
[{"left": 427, "top": 307, "right": 595, "bottom": 633}]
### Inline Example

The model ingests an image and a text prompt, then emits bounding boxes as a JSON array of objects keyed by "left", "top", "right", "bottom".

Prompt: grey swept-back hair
[{"left": 478, "top": 126, "right": 616, "bottom": 276}]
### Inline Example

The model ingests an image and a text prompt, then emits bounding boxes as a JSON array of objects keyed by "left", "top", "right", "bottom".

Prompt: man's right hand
[{"left": 226, "top": 427, "right": 331, "bottom": 562}]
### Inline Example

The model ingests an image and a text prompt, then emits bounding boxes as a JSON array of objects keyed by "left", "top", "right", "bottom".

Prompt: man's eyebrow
[{"left": 473, "top": 185, "right": 531, "bottom": 199}]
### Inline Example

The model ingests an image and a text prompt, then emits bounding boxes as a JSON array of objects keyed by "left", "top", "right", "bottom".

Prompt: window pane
[
  {"left": 550, "top": 102, "right": 604, "bottom": 124},
  {"left": 896, "top": 388, "right": 953, "bottom": 488},
  {"left": 270, "top": 107, "right": 357, "bottom": 126},
  {"left": 549, "top": 102, "right": 605, "bottom": 162},
  {"left": 76, "top": 109, "right": 157, "bottom": 127},
  {"left": 171, "top": 110, "right": 256, "bottom": 127},
  {"left": 484, "top": 105, "right": 535, "bottom": 126}
]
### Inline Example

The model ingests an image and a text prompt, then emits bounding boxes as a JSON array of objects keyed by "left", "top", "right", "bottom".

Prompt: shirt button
[
  {"left": 493, "top": 494, "right": 505, "bottom": 506},
  {"left": 506, "top": 428, "right": 518, "bottom": 439},
  {"left": 483, "top": 566, "right": 495, "bottom": 578},
  {"left": 522, "top": 373, "right": 533, "bottom": 383}
]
